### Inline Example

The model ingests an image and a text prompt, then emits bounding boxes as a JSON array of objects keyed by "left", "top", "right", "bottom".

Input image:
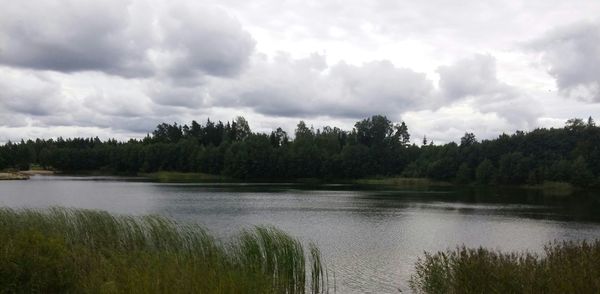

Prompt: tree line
[{"left": 1, "top": 115, "right": 599, "bottom": 187}]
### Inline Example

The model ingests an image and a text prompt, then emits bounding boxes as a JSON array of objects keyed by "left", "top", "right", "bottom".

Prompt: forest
[{"left": 1, "top": 115, "right": 599, "bottom": 187}]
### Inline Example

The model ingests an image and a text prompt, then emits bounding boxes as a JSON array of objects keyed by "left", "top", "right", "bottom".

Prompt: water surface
[{"left": 2, "top": 175, "right": 600, "bottom": 293}]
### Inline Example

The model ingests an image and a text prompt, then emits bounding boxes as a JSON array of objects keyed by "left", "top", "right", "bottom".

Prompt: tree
[
  {"left": 570, "top": 156, "right": 594, "bottom": 187},
  {"left": 295, "top": 121, "right": 314, "bottom": 141},
  {"left": 460, "top": 132, "right": 477, "bottom": 147},
  {"left": 548, "top": 159, "right": 571, "bottom": 182},
  {"left": 587, "top": 116, "right": 596, "bottom": 127},
  {"left": 269, "top": 128, "right": 289, "bottom": 147},
  {"left": 152, "top": 123, "right": 183, "bottom": 143},
  {"left": 394, "top": 122, "right": 410, "bottom": 146},
  {"left": 340, "top": 144, "right": 371, "bottom": 178},
  {"left": 233, "top": 116, "right": 251, "bottom": 141},
  {"left": 565, "top": 118, "right": 585, "bottom": 131},
  {"left": 476, "top": 159, "right": 495, "bottom": 184},
  {"left": 354, "top": 115, "right": 393, "bottom": 147},
  {"left": 186, "top": 120, "right": 203, "bottom": 139},
  {"left": 455, "top": 163, "right": 473, "bottom": 184},
  {"left": 224, "top": 134, "right": 274, "bottom": 179},
  {"left": 497, "top": 152, "right": 532, "bottom": 184},
  {"left": 1, "top": 113, "right": 599, "bottom": 185}
]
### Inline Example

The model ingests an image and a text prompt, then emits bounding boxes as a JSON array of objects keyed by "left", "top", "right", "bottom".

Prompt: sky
[{"left": 1, "top": 0, "right": 600, "bottom": 144}]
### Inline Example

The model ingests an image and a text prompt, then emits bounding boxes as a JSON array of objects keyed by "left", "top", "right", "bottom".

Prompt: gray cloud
[
  {"left": 1, "top": 0, "right": 598, "bottom": 144},
  {"left": 528, "top": 21, "right": 600, "bottom": 102},
  {"left": 145, "top": 82, "right": 209, "bottom": 108},
  {"left": 438, "top": 54, "right": 498, "bottom": 99},
  {"left": 0, "top": 68, "right": 65, "bottom": 117},
  {"left": 208, "top": 53, "right": 435, "bottom": 119},
  {"left": 0, "top": 0, "right": 254, "bottom": 79},
  {"left": 438, "top": 54, "right": 541, "bottom": 128}
]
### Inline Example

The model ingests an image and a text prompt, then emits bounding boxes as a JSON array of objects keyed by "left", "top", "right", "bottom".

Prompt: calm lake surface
[{"left": 2, "top": 175, "right": 600, "bottom": 293}]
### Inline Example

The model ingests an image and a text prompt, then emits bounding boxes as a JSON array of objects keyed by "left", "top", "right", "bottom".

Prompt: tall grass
[
  {"left": 354, "top": 177, "right": 451, "bottom": 187},
  {"left": 410, "top": 241, "right": 600, "bottom": 294},
  {"left": 0, "top": 207, "right": 329, "bottom": 293}
]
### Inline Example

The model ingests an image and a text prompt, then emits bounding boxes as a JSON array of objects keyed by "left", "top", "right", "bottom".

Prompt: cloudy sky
[{"left": 1, "top": 0, "right": 600, "bottom": 144}]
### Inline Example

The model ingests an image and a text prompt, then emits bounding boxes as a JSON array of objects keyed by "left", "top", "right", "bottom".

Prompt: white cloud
[
  {"left": 528, "top": 21, "right": 600, "bottom": 102},
  {"left": 437, "top": 54, "right": 541, "bottom": 129}
]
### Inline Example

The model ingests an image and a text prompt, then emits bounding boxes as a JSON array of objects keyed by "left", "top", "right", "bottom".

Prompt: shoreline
[
  {"left": 20, "top": 170, "right": 56, "bottom": 176},
  {"left": 10, "top": 170, "right": 591, "bottom": 194},
  {"left": 0, "top": 172, "right": 30, "bottom": 180},
  {"left": 0, "top": 169, "right": 56, "bottom": 180}
]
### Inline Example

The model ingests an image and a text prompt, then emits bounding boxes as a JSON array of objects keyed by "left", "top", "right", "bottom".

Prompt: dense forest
[{"left": 1, "top": 115, "right": 599, "bottom": 187}]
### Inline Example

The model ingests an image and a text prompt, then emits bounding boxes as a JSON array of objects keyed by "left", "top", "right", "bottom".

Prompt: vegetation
[
  {"left": 0, "top": 172, "right": 29, "bottom": 180},
  {"left": 140, "top": 171, "right": 229, "bottom": 183},
  {"left": 1, "top": 115, "right": 600, "bottom": 187},
  {"left": 353, "top": 177, "right": 451, "bottom": 187},
  {"left": 0, "top": 207, "right": 329, "bottom": 293},
  {"left": 409, "top": 240, "right": 600, "bottom": 294}
]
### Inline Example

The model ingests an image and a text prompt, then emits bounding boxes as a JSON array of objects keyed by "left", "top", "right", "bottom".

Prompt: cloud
[
  {"left": 438, "top": 54, "right": 499, "bottom": 99},
  {"left": 404, "top": 105, "right": 514, "bottom": 144},
  {"left": 437, "top": 54, "right": 541, "bottom": 129},
  {"left": 1, "top": 0, "right": 598, "bottom": 145},
  {"left": 0, "top": 67, "right": 65, "bottom": 118},
  {"left": 0, "top": 0, "right": 255, "bottom": 79},
  {"left": 145, "top": 82, "right": 209, "bottom": 108},
  {"left": 528, "top": 21, "right": 600, "bottom": 102},
  {"left": 208, "top": 53, "right": 435, "bottom": 119}
]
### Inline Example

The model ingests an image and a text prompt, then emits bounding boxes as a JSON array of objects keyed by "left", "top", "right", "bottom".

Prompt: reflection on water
[{"left": 1, "top": 175, "right": 600, "bottom": 293}]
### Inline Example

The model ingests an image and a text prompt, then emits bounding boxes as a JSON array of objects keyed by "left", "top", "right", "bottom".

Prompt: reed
[
  {"left": 0, "top": 207, "right": 329, "bottom": 293},
  {"left": 409, "top": 241, "right": 600, "bottom": 294}
]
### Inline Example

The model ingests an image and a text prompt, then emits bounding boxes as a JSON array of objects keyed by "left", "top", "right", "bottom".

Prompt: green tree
[
  {"left": 455, "top": 163, "right": 473, "bottom": 184},
  {"left": 394, "top": 122, "right": 410, "bottom": 146},
  {"left": 497, "top": 152, "right": 532, "bottom": 184},
  {"left": 475, "top": 159, "right": 495, "bottom": 184},
  {"left": 570, "top": 156, "right": 594, "bottom": 187},
  {"left": 460, "top": 132, "right": 477, "bottom": 147},
  {"left": 354, "top": 115, "right": 393, "bottom": 147},
  {"left": 565, "top": 118, "right": 585, "bottom": 131}
]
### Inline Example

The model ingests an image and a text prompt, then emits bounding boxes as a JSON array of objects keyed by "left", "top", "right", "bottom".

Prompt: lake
[{"left": 2, "top": 175, "right": 600, "bottom": 293}]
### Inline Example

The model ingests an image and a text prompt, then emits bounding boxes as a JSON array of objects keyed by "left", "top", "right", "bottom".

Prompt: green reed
[
  {"left": 0, "top": 207, "right": 329, "bottom": 293},
  {"left": 410, "top": 240, "right": 600, "bottom": 294}
]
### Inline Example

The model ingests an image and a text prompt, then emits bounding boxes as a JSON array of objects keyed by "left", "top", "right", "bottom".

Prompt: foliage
[
  {"left": 409, "top": 240, "right": 600, "bottom": 294},
  {"left": 1, "top": 115, "right": 600, "bottom": 187},
  {"left": 0, "top": 207, "right": 329, "bottom": 293},
  {"left": 475, "top": 159, "right": 495, "bottom": 184}
]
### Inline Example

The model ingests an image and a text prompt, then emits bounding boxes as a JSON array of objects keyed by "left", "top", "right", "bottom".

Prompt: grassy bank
[
  {"left": 0, "top": 172, "right": 29, "bottom": 180},
  {"left": 140, "top": 171, "right": 230, "bottom": 183},
  {"left": 353, "top": 177, "right": 452, "bottom": 188},
  {"left": 139, "top": 172, "right": 450, "bottom": 188},
  {"left": 0, "top": 208, "right": 329, "bottom": 293},
  {"left": 410, "top": 241, "right": 600, "bottom": 293}
]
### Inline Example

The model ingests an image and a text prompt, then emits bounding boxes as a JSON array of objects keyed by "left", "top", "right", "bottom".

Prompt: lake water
[{"left": 2, "top": 175, "right": 600, "bottom": 293}]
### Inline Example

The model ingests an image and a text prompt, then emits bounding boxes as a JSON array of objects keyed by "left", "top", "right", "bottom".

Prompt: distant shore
[
  {"left": 3, "top": 170, "right": 586, "bottom": 195},
  {"left": 0, "top": 172, "right": 29, "bottom": 180},
  {"left": 20, "top": 170, "right": 56, "bottom": 176},
  {"left": 0, "top": 170, "right": 55, "bottom": 180}
]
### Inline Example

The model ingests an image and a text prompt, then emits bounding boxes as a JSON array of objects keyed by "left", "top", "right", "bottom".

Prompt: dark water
[{"left": 2, "top": 176, "right": 600, "bottom": 293}]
